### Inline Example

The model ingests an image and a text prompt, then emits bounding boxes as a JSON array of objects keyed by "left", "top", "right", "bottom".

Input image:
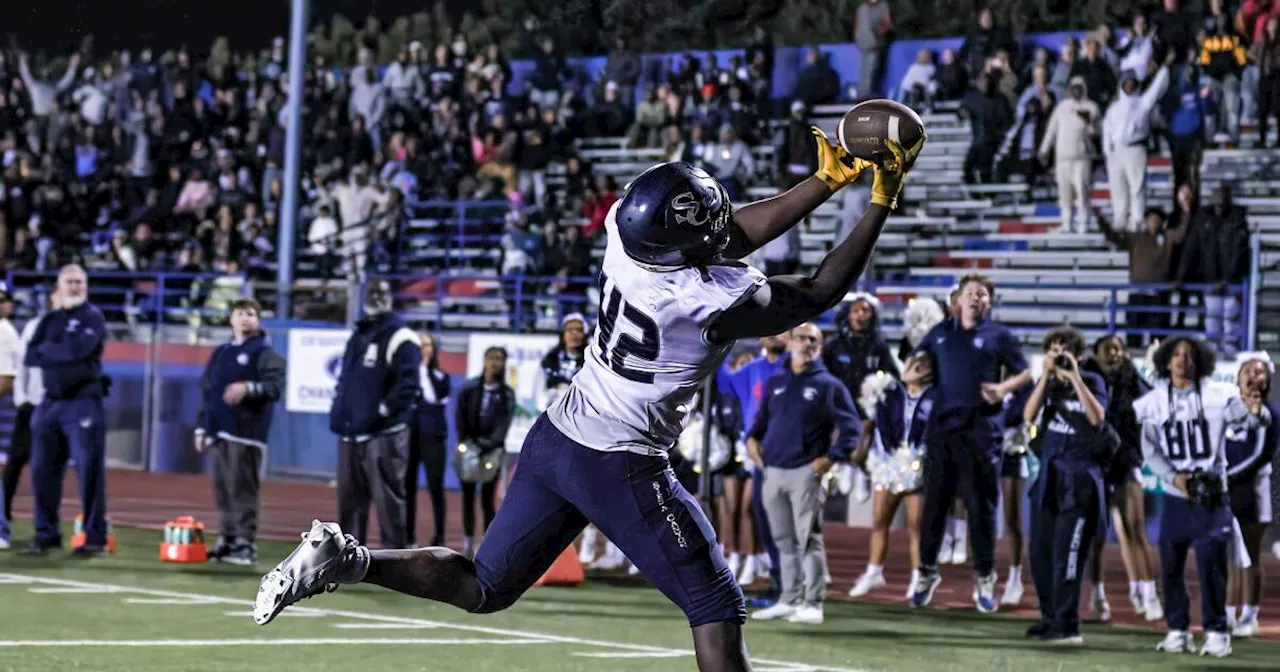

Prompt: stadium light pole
[{"left": 277, "top": 0, "right": 310, "bottom": 320}]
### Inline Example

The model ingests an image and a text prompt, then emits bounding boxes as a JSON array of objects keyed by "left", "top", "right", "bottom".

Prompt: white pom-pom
[{"left": 859, "top": 371, "right": 895, "bottom": 417}]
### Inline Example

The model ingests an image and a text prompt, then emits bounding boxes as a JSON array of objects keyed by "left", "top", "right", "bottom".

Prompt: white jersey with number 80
[{"left": 546, "top": 202, "right": 766, "bottom": 457}]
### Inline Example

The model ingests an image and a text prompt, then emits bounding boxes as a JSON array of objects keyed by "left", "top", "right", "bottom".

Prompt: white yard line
[
  {"left": 124, "top": 598, "right": 219, "bottom": 606},
  {"left": 0, "top": 573, "right": 863, "bottom": 672},
  {"left": 0, "top": 638, "right": 554, "bottom": 648},
  {"left": 332, "top": 623, "right": 440, "bottom": 630}
]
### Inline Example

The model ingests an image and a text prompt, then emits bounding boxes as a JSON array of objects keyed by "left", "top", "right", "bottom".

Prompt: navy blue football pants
[
  {"left": 1160, "top": 494, "right": 1231, "bottom": 634},
  {"left": 919, "top": 427, "right": 1000, "bottom": 576},
  {"left": 1030, "top": 467, "right": 1103, "bottom": 633},
  {"left": 30, "top": 398, "right": 108, "bottom": 547}
]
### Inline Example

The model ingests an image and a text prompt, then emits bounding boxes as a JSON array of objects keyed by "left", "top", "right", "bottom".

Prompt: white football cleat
[
  {"left": 999, "top": 578, "right": 1024, "bottom": 607},
  {"left": 786, "top": 605, "right": 824, "bottom": 625},
  {"left": 1199, "top": 631, "right": 1232, "bottom": 657},
  {"left": 849, "top": 570, "right": 887, "bottom": 598},
  {"left": 253, "top": 520, "right": 367, "bottom": 626},
  {"left": 1155, "top": 630, "right": 1196, "bottom": 654}
]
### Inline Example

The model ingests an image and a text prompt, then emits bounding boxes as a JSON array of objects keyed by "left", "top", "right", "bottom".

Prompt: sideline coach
[
  {"left": 910, "top": 273, "right": 1032, "bottom": 612},
  {"left": 330, "top": 280, "right": 420, "bottom": 549},
  {"left": 24, "top": 265, "right": 110, "bottom": 556}
]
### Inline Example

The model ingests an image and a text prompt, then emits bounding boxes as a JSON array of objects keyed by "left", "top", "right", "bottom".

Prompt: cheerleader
[
  {"left": 848, "top": 353, "right": 938, "bottom": 598},
  {"left": 1225, "top": 354, "right": 1276, "bottom": 637}
]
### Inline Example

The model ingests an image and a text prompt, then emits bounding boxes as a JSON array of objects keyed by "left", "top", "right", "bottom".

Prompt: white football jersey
[
  {"left": 1135, "top": 380, "right": 1243, "bottom": 474},
  {"left": 546, "top": 202, "right": 766, "bottom": 456}
]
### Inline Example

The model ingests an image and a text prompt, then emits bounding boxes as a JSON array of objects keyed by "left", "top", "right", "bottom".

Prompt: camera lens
[{"left": 1054, "top": 354, "right": 1071, "bottom": 369}]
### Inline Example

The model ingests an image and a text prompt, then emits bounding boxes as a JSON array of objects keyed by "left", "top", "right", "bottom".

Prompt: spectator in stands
[
  {"left": 602, "top": 37, "right": 641, "bottom": 107},
  {"left": 705, "top": 123, "right": 756, "bottom": 200},
  {"left": 1039, "top": 76, "right": 1099, "bottom": 233},
  {"left": 935, "top": 48, "right": 968, "bottom": 102},
  {"left": 473, "top": 116, "right": 518, "bottom": 200},
  {"left": 1153, "top": 0, "right": 1200, "bottom": 66},
  {"left": 582, "top": 174, "right": 618, "bottom": 238},
  {"left": 855, "top": 0, "right": 894, "bottom": 99},
  {"left": 18, "top": 51, "right": 79, "bottom": 118},
  {"left": 899, "top": 50, "right": 938, "bottom": 109},
  {"left": 1251, "top": 16, "right": 1280, "bottom": 147},
  {"left": 794, "top": 48, "right": 840, "bottom": 108},
  {"left": 722, "top": 84, "right": 761, "bottom": 145},
  {"left": 775, "top": 101, "right": 818, "bottom": 191},
  {"left": 454, "top": 346, "right": 516, "bottom": 559},
  {"left": 1071, "top": 39, "right": 1118, "bottom": 108},
  {"left": 1094, "top": 204, "right": 1188, "bottom": 347},
  {"left": 1201, "top": 12, "right": 1248, "bottom": 146},
  {"left": 1051, "top": 40, "right": 1079, "bottom": 100},
  {"left": 383, "top": 46, "right": 425, "bottom": 125},
  {"left": 330, "top": 280, "right": 420, "bottom": 550},
  {"left": 349, "top": 69, "right": 387, "bottom": 151},
  {"left": 959, "top": 8, "right": 1019, "bottom": 80},
  {"left": 500, "top": 209, "right": 542, "bottom": 276},
  {"left": 997, "top": 65, "right": 1056, "bottom": 185},
  {"left": 1238, "top": 1, "right": 1280, "bottom": 122},
  {"left": 1103, "top": 61, "right": 1171, "bottom": 232},
  {"left": 407, "top": 332, "right": 451, "bottom": 548},
  {"left": 588, "top": 81, "right": 633, "bottom": 137},
  {"left": 1178, "top": 184, "right": 1251, "bottom": 355},
  {"left": 628, "top": 86, "right": 670, "bottom": 149},
  {"left": 1164, "top": 63, "right": 1213, "bottom": 197},
  {"left": 961, "top": 72, "right": 1014, "bottom": 185},
  {"left": 1118, "top": 15, "right": 1157, "bottom": 85}
]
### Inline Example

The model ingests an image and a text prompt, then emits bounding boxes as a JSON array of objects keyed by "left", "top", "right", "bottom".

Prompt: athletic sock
[
  {"left": 1007, "top": 566, "right": 1022, "bottom": 585},
  {"left": 1241, "top": 605, "right": 1259, "bottom": 623},
  {"left": 866, "top": 563, "right": 883, "bottom": 576}
]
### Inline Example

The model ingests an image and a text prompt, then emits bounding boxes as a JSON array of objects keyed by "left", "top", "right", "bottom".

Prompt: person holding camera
[
  {"left": 1224, "top": 354, "right": 1276, "bottom": 638},
  {"left": 1021, "top": 326, "right": 1111, "bottom": 644},
  {"left": 1135, "top": 337, "right": 1260, "bottom": 658}
]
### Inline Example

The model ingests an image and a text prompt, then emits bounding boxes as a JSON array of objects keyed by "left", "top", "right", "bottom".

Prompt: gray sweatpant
[
  {"left": 338, "top": 428, "right": 410, "bottom": 549},
  {"left": 762, "top": 464, "right": 828, "bottom": 608},
  {"left": 210, "top": 440, "right": 262, "bottom": 544}
]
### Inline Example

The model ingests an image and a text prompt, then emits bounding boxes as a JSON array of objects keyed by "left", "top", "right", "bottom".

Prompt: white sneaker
[
  {"left": 786, "top": 605, "right": 824, "bottom": 625},
  {"left": 973, "top": 573, "right": 998, "bottom": 614},
  {"left": 936, "top": 535, "right": 955, "bottom": 565},
  {"left": 1272, "top": 540, "right": 1280, "bottom": 561},
  {"left": 1199, "top": 631, "right": 1232, "bottom": 657},
  {"left": 1144, "top": 596, "right": 1165, "bottom": 622},
  {"left": 1155, "top": 630, "right": 1196, "bottom": 654},
  {"left": 1128, "top": 585, "right": 1145, "bottom": 614},
  {"left": 849, "top": 570, "right": 887, "bottom": 598},
  {"left": 751, "top": 602, "right": 798, "bottom": 621},
  {"left": 1232, "top": 617, "right": 1259, "bottom": 638},
  {"left": 951, "top": 541, "right": 968, "bottom": 566},
  {"left": 726, "top": 551, "right": 741, "bottom": 578},
  {"left": 1090, "top": 591, "right": 1112, "bottom": 623},
  {"left": 253, "top": 520, "right": 367, "bottom": 626},
  {"left": 1000, "top": 579, "right": 1024, "bottom": 607},
  {"left": 737, "top": 555, "right": 757, "bottom": 585},
  {"left": 627, "top": 562, "right": 641, "bottom": 576},
  {"left": 578, "top": 528, "right": 598, "bottom": 565},
  {"left": 905, "top": 569, "right": 920, "bottom": 599},
  {"left": 0, "top": 537, "right": 10, "bottom": 551}
]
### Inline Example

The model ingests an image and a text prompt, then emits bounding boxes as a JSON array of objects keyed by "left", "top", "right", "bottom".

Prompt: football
[{"left": 836, "top": 99, "right": 927, "bottom": 169}]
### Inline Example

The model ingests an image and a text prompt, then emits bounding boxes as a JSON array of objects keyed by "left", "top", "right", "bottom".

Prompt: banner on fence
[
  {"left": 286, "top": 328, "right": 352, "bottom": 413},
  {"left": 465, "top": 333, "right": 561, "bottom": 453}
]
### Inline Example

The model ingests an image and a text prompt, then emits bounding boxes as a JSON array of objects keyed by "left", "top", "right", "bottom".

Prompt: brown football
[{"left": 836, "top": 99, "right": 927, "bottom": 169}]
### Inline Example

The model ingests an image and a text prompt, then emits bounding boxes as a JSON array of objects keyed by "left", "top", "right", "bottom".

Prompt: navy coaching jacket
[
  {"left": 329, "top": 313, "right": 420, "bottom": 440},
  {"left": 748, "top": 360, "right": 861, "bottom": 469},
  {"left": 197, "top": 331, "right": 286, "bottom": 449},
  {"left": 24, "top": 302, "right": 107, "bottom": 401}
]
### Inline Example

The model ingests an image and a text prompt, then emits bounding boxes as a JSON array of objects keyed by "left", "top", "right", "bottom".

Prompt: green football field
[{"left": 1, "top": 522, "right": 1276, "bottom": 672}]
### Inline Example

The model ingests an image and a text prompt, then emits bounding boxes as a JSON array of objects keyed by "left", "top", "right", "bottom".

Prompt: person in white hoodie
[
  {"left": 1038, "top": 76, "right": 1100, "bottom": 232},
  {"left": 1103, "top": 62, "right": 1171, "bottom": 232}
]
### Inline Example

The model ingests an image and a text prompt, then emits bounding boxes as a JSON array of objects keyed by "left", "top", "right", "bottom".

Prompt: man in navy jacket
[
  {"left": 746, "top": 322, "right": 860, "bottom": 626},
  {"left": 330, "top": 280, "right": 420, "bottom": 549},
  {"left": 23, "top": 265, "right": 109, "bottom": 556},
  {"left": 195, "top": 298, "right": 285, "bottom": 564}
]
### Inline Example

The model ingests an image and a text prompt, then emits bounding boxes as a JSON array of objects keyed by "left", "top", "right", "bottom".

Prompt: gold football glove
[
  {"left": 812, "top": 126, "right": 873, "bottom": 192},
  {"left": 870, "top": 132, "right": 927, "bottom": 210}
]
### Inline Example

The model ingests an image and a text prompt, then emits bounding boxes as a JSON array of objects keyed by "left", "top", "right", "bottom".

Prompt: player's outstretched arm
[
  {"left": 721, "top": 127, "right": 868, "bottom": 260},
  {"left": 708, "top": 136, "right": 924, "bottom": 343}
]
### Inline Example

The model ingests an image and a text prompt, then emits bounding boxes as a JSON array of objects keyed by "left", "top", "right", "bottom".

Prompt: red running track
[{"left": 6, "top": 469, "right": 1280, "bottom": 638}]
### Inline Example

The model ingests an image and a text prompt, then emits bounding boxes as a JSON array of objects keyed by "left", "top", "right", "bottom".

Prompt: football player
[
  {"left": 253, "top": 127, "right": 925, "bottom": 670},
  {"left": 1136, "top": 337, "right": 1260, "bottom": 658}
]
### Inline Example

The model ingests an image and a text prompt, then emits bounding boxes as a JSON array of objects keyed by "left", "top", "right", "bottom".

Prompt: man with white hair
[{"left": 23, "top": 265, "right": 110, "bottom": 556}]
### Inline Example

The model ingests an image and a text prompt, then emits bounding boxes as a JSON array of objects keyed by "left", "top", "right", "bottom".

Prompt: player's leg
[
  {"left": 1121, "top": 476, "right": 1162, "bottom": 619},
  {"left": 1026, "top": 477, "right": 1055, "bottom": 636},
  {"left": 958, "top": 433, "right": 1000, "bottom": 612},
  {"left": 1156, "top": 497, "right": 1195, "bottom": 652},
  {"left": 913, "top": 433, "right": 957, "bottom": 606},
  {"left": 254, "top": 415, "right": 589, "bottom": 624},
  {"left": 1193, "top": 511, "right": 1233, "bottom": 657},
  {"left": 577, "top": 449, "right": 748, "bottom": 671},
  {"left": 790, "top": 468, "right": 828, "bottom": 619},
  {"left": 1044, "top": 472, "right": 1102, "bottom": 642},
  {"left": 1000, "top": 463, "right": 1025, "bottom": 606},
  {"left": 757, "top": 466, "right": 800, "bottom": 615},
  {"left": 25, "top": 403, "right": 68, "bottom": 552},
  {"left": 851, "top": 489, "right": 900, "bottom": 597}
]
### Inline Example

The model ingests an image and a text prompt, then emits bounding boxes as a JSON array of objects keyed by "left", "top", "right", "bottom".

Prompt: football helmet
[{"left": 614, "top": 162, "right": 732, "bottom": 269}]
